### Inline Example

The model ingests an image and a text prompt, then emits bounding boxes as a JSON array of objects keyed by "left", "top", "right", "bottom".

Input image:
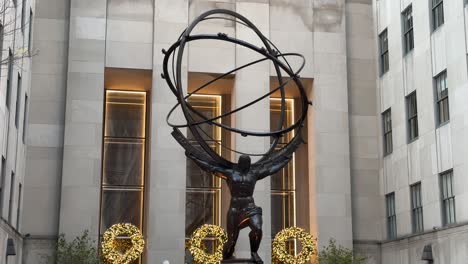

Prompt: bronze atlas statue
[{"left": 162, "top": 9, "right": 311, "bottom": 264}]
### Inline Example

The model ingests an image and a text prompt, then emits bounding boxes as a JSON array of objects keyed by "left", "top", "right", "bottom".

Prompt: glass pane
[
  {"left": 103, "top": 138, "right": 145, "bottom": 186},
  {"left": 271, "top": 192, "right": 295, "bottom": 237},
  {"left": 443, "top": 99, "right": 450, "bottom": 122},
  {"left": 186, "top": 158, "right": 220, "bottom": 188},
  {"left": 105, "top": 91, "right": 146, "bottom": 138},
  {"left": 187, "top": 95, "right": 221, "bottom": 142},
  {"left": 270, "top": 98, "right": 294, "bottom": 142},
  {"left": 447, "top": 172, "right": 453, "bottom": 196},
  {"left": 449, "top": 199, "right": 455, "bottom": 223},
  {"left": 100, "top": 189, "right": 143, "bottom": 233},
  {"left": 271, "top": 162, "right": 294, "bottom": 191},
  {"left": 270, "top": 99, "right": 295, "bottom": 190},
  {"left": 185, "top": 190, "right": 220, "bottom": 237},
  {"left": 186, "top": 95, "right": 222, "bottom": 188}
]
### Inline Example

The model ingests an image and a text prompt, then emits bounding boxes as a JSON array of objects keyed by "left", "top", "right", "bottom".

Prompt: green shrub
[
  {"left": 42, "top": 230, "right": 100, "bottom": 264},
  {"left": 318, "top": 239, "right": 367, "bottom": 264}
]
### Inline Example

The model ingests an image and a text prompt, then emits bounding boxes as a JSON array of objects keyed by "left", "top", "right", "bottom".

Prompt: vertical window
[
  {"left": 100, "top": 90, "right": 147, "bottom": 262},
  {"left": 406, "top": 92, "right": 418, "bottom": 141},
  {"left": 0, "top": 158, "right": 5, "bottom": 216},
  {"left": 440, "top": 170, "right": 455, "bottom": 226},
  {"left": 8, "top": 172, "right": 14, "bottom": 223},
  {"left": 185, "top": 95, "right": 222, "bottom": 253},
  {"left": 386, "top": 192, "right": 397, "bottom": 239},
  {"left": 379, "top": 29, "right": 389, "bottom": 75},
  {"left": 16, "top": 183, "right": 21, "bottom": 229},
  {"left": 435, "top": 71, "right": 449, "bottom": 126},
  {"left": 22, "top": 94, "right": 28, "bottom": 143},
  {"left": 21, "top": 0, "right": 26, "bottom": 30},
  {"left": 0, "top": 24, "right": 3, "bottom": 79},
  {"left": 270, "top": 98, "right": 296, "bottom": 258},
  {"left": 382, "top": 109, "right": 392, "bottom": 156},
  {"left": 402, "top": 5, "right": 414, "bottom": 54},
  {"left": 15, "top": 74, "right": 21, "bottom": 128},
  {"left": 6, "top": 49, "right": 13, "bottom": 109},
  {"left": 411, "top": 183, "right": 423, "bottom": 233},
  {"left": 432, "top": 0, "right": 444, "bottom": 30},
  {"left": 28, "top": 10, "right": 33, "bottom": 55}
]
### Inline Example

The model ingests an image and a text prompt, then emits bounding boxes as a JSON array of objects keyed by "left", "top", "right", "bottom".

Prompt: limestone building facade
[
  {"left": 0, "top": 0, "right": 35, "bottom": 263},
  {"left": 365, "top": 0, "right": 468, "bottom": 263},
  {"left": 1, "top": 0, "right": 466, "bottom": 264}
]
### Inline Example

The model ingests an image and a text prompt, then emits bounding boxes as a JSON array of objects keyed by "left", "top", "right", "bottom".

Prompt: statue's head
[{"left": 238, "top": 155, "right": 251, "bottom": 173}]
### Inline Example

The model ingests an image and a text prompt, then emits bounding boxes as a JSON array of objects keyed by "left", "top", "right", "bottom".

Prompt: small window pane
[
  {"left": 271, "top": 191, "right": 295, "bottom": 236},
  {"left": 105, "top": 91, "right": 146, "bottom": 138},
  {"left": 411, "top": 183, "right": 423, "bottom": 233},
  {"left": 100, "top": 189, "right": 143, "bottom": 233},
  {"left": 379, "top": 29, "right": 389, "bottom": 74},
  {"left": 103, "top": 138, "right": 145, "bottom": 186},
  {"left": 185, "top": 190, "right": 220, "bottom": 237},
  {"left": 432, "top": 0, "right": 444, "bottom": 30},
  {"left": 187, "top": 95, "right": 221, "bottom": 142},
  {"left": 435, "top": 71, "right": 449, "bottom": 125},
  {"left": 402, "top": 5, "right": 414, "bottom": 54},
  {"left": 386, "top": 193, "right": 397, "bottom": 239},
  {"left": 440, "top": 171, "right": 455, "bottom": 226},
  {"left": 406, "top": 92, "right": 418, "bottom": 141},
  {"left": 382, "top": 109, "right": 392, "bottom": 155},
  {"left": 186, "top": 158, "right": 219, "bottom": 189}
]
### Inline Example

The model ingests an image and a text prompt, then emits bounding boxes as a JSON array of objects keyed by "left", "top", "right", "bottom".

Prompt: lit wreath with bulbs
[
  {"left": 272, "top": 227, "right": 316, "bottom": 264},
  {"left": 189, "top": 224, "right": 228, "bottom": 264},
  {"left": 101, "top": 223, "right": 145, "bottom": 264}
]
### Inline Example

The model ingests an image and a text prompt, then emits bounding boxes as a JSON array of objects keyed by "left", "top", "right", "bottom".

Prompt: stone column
[
  {"left": 147, "top": 0, "right": 188, "bottom": 263},
  {"left": 233, "top": 2, "right": 271, "bottom": 261},
  {"left": 311, "top": 0, "right": 354, "bottom": 249},
  {"left": 58, "top": 0, "right": 107, "bottom": 240}
]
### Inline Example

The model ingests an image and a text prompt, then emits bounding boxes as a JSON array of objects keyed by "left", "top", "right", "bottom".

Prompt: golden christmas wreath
[
  {"left": 189, "top": 224, "right": 228, "bottom": 264},
  {"left": 272, "top": 227, "right": 316, "bottom": 264},
  {"left": 102, "top": 223, "right": 145, "bottom": 264}
]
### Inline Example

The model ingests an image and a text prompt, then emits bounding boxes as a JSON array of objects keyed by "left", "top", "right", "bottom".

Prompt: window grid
[
  {"left": 379, "top": 29, "right": 389, "bottom": 75},
  {"left": 16, "top": 183, "right": 21, "bottom": 230},
  {"left": 402, "top": 5, "right": 414, "bottom": 54},
  {"left": 270, "top": 98, "right": 297, "bottom": 261},
  {"left": 386, "top": 193, "right": 397, "bottom": 239},
  {"left": 28, "top": 9, "right": 33, "bottom": 55},
  {"left": 0, "top": 24, "right": 3, "bottom": 81},
  {"left": 100, "top": 90, "right": 147, "bottom": 263},
  {"left": 411, "top": 183, "right": 423, "bottom": 233},
  {"left": 406, "top": 92, "right": 418, "bottom": 141},
  {"left": 8, "top": 172, "right": 14, "bottom": 223},
  {"left": 440, "top": 170, "right": 455, "bottom": 226},
  {"left": 6, "top": 49, "right": 13, "bottom": 109},
  {"left": 0, "top": 158, "right": 5, "bottom": 217},
  {"left": 432, "top": 0, "right": 444, "bottom": 30},
  {"left": 15, "top": 74, "right": 21, "bottom": 128},
  {"left": 21, "top": 0, "right": 26, "bottom": 31},
  {"left": 435, "top": 71, "right": 449, "bottom": 125},
  {"left": 185, "top": 95, "right": 222, "bottom": 254},
  {"left": 22, "top": 94, "right": 28, "bottom": 143},
  {"left": 382, "top": 109, "right": 392, "bottom": 156}
]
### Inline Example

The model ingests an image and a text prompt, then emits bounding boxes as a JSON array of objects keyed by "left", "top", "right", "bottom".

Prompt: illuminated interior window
[
  {"left": 100, "top": 90, "right": 147, "bottom": 262},
  {"left": 270, "top": 98, "right": 297, "bottom": 258},
  {"left": 185, "top": 95, "right": 222, "bottom": 254}
]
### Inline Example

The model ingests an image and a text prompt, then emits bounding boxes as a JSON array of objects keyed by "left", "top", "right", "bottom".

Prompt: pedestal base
[{"left": 221, "top": 258, "right": 261, "bottom": 264}]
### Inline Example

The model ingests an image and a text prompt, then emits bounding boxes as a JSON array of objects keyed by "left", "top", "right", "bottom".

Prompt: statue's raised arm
[
  {"left": 252, "top": 134, "right": 304, "bottom": 180},
  {"left": 172, "top": 128, "right": 232, "bottom": 178}
]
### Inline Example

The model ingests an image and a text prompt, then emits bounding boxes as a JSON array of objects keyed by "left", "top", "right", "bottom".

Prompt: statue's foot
[{"left": 251, "top": 252, "right": 263, "bottom": 264}]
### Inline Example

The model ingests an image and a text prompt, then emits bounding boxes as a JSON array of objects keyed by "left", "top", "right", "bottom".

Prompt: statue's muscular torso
[{"left": 226, "top": 171, "right": 256, "bottom": 198}]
